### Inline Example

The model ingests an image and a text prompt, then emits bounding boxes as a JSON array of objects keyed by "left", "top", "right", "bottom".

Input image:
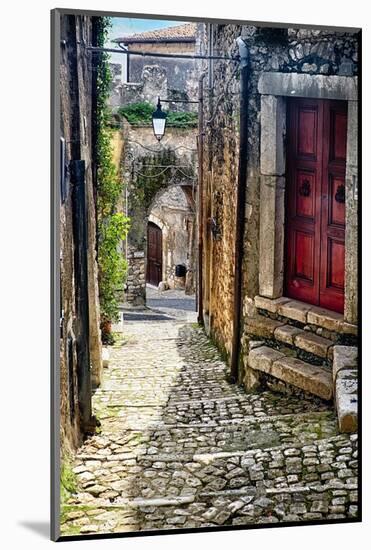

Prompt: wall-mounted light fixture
[{"left": 152, "top": 97, "right": 167, "bottom": 142}]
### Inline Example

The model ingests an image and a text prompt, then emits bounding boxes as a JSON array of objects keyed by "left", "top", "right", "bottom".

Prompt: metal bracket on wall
[{"left": 209, "top": 217, "right": 222, "bottom": 240}]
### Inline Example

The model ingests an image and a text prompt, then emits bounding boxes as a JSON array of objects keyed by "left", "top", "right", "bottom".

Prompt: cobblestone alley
[{"left": 61, "top": 293, "right": 358, "bottom": 535}]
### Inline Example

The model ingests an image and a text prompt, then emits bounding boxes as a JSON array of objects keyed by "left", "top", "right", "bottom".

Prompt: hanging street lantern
[{"left": 152, "top": 97, "right": 167, "bottom": 141}]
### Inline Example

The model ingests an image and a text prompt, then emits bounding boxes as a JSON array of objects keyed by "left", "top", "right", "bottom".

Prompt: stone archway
[
  {"left": 122, "top": 125, "right": 198, "bottom": 305},
  {"left": 146, "top": 184, "right": 195, "bottom": 292}
]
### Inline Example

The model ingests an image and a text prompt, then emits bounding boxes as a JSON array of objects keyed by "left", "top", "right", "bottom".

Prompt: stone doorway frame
[{"left": 257, "top": 72, "right": 358, "bottom": 324}]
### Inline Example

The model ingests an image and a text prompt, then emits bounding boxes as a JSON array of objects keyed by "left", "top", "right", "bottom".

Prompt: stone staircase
[{"left": 244, "top": 297, "right": 358, "bottom": 413}]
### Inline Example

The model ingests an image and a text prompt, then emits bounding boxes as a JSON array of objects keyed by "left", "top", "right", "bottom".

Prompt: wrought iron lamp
[{"left": 152, "top": 97, "right": 167, "bottom": 141}]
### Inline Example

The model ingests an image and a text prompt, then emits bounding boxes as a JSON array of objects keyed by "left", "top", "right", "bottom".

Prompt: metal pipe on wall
[
  {"left": 197, "top": 73, "right": 206, "bottom": 324},
  {"left": 230, "top": 37, "right": 249, "bottom": 383}
]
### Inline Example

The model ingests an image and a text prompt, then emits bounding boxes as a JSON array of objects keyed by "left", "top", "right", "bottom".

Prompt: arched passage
[{"left": 147, "top": 185, "right": 196, "bottom": 292}]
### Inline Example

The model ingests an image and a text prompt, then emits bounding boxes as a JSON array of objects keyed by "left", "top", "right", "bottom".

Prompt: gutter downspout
[
  {"left": 197, "top": 73, "right": 206, "bottom": 324},
  {"left": 230, "top": 37, "right": 249, "bottom": 383}
]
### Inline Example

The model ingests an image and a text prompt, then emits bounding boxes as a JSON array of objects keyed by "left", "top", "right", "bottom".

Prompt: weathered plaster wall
[
  {"left": 110, "top": 25, "right": 205, "bottom": 112},
  {"left": 110, "top": 62, "right": 199, "bottom": 113},
  {"left": 127, "top": 41, "right": 198, "bottom": 98},
  {"left": 202, "top": 25, "right": 359, "bottom": 372},
  {"left": 59, "top": 14, "right": 102, "bottom": 450}
]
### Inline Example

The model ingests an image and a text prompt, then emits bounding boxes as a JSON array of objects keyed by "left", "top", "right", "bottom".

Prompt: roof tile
[{"left": 113, "top": 23, "right": 197, "bottom": 43}]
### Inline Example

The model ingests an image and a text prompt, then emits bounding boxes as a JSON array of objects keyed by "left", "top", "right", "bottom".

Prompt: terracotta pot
[{"left": 101, "top": 320, "right": 112, "bottom": 334}]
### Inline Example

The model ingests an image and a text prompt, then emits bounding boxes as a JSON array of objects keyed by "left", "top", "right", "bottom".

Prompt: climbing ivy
[
  {"left": 96, "top": 17, "right": 130, "bottom": 326},
  {"left": 97, "top": 213, "right": 129, "bottom": 323}
]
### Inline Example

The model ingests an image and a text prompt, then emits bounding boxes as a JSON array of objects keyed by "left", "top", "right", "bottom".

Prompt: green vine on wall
[{"left": 96, "top": 17, "right": 130, "bottom": 327}]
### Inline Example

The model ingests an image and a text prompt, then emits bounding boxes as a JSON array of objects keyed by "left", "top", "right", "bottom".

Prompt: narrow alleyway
[{"left": 61, "top": 304, "right": 357, "bottom": 535}]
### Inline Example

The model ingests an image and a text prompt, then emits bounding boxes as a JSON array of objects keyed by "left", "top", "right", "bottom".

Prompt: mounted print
[{"left": 51, "top": 8, "right": 361, "bottom": 541}]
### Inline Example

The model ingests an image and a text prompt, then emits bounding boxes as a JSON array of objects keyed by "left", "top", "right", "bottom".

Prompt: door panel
[
  {"left": 327, "top": 238, "right": 345, "bottom": 289},
  {"left": 285, "top": 99, "right": 322, "bottom": 306},
  {"left": 147, "top": 222, "right": 162, "bottom": 286},
  {"left": 330, "top": 109, "right": 347, "bottom": 162},
  {"left": 296, "top": 170, "right": 316, "bottom": 219},
  {"left": 297, "top": 107, "right": 318, "bottom": 158},
  {"left": 329, "top": 174, "right": 346, "bottom": 226},
  {"left": 319, "top": 100, "right": 347, "bottom": 312},
  {"left": 294, "top": 230, "right": 315, "bottom": 282},
  {"left": 285, "top": 98, "right": 347, "bottom": 313}
]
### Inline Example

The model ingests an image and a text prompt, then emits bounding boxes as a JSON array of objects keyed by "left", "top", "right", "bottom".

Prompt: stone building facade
[
  {"left": 111, "top": 23, "right": 202, "bottom": 110},
  {"left": 200, "top": 24, "right": 359, "bottom": 431},
  {"left": 59, "top": 14, "right": 102, "bottom": 450},
  {"left": 109, "top": 23, "right": 202, "bottom": 305}
]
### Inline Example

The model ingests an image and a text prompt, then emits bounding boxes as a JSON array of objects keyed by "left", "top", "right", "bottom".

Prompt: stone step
[
  {"left": 246, "top": 313, "right": 336, "bottom": 361},
  {"left": 274, "top": 324, "right": 334, "bottom": 360},
  {"left": 254, "top": 295, "right": 357, "bottom": 336},
  {"left": 247, "top": 345, "right": 333, "bottom": 400}
]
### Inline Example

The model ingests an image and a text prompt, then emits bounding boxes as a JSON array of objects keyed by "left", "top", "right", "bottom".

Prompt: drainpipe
[
  {"left": 197, "top": 73, "right": 206, "bottom": 324},
  {"left": 230, "top": 37, "right": 249, "bottom": 383}
]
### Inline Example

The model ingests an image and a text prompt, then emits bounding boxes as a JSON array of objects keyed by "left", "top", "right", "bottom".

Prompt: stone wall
[
  {"left": 59, "top": 14, "right": 102, "bottom": 450},
  {"left": 108, "top": 32, "right": 201, "bottom": 305},
  {"left": 201, "top": 25, "right": 359, "bottom": 373},
  {"left": 200, "top": 25, "right": 242, "bottom": 356}
]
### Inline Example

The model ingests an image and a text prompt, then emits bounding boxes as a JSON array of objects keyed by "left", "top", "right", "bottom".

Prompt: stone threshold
[
  {"left": 67, "top": 479, "right": 357, "bottom": 512},
  {"left": 254, "top": 296, "right": 357, "bottom": 335},
  {"left": 143, "top": 411, "right": 333, "bottom": 429},
  {"left": 97, "top": 411, "right": 333, "bottom": 435},
  {"left": 166, "top": 395, "right": 249, "bottom": 406},
  {"left": 76, "top": 432, "right": 353, "bottom": 467},
  {"left": 67, "top": 496, "right": 196, "bottom": 508},
  {"left": 105, "top": 394, "right": 248, "bottom": 408}
]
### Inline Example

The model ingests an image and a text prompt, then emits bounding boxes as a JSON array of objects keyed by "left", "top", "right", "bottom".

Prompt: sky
[{"left": 106, "top": 17, "right": 190, "bottom": 66}]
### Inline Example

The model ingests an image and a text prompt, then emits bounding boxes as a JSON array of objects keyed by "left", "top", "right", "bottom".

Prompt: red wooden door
[
  {"left": 285, "top": 98, "right": 347, "bottom": 313},
  {"left": 147, "top": 222, "right": 162, "bottom": 286}
]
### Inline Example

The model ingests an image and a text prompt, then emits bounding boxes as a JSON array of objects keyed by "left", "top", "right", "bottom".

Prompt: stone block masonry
[
  {"left": 59, "top": 14, "right": 102, "bottom": 449},
  {"left": 125, "top": 246, "right": 146, "bottom": 305},
  {"left": 200, "top": 23, "right": 359, "bottom": 389},
  {"left": 333, "top": 346, "right": 358, "bottom": 433}
]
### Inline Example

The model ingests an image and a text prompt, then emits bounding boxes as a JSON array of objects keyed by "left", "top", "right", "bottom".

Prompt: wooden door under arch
[{"left": 147, "top": 222, "right": 162, "bottom": 286}]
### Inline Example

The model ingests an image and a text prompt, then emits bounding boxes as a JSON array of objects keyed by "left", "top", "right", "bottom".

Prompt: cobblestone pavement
[
  {"left": 61, "top": 320, "right": 358, "bottom": 536},
  {"left": 146, "top": 285, "right": 197, "bottom": 321}
]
